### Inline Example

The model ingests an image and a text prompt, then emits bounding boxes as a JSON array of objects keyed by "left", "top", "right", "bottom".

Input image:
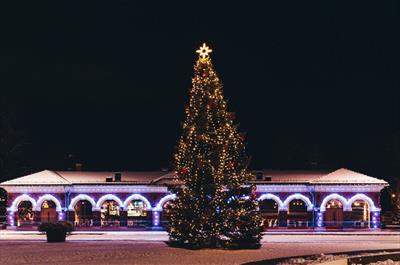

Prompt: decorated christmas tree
[{"left": 167, "top": 43, "right": 262, "bottom": 249}]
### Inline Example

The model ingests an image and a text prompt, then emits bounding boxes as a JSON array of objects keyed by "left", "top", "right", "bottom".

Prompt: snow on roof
[
  {"left": 310, "top": 168, "right": 388, "bottom": 184},
  {"left": 0, "top": 170, "right": 173, "bottom": 185},
  {"left": 257, "top": 170, "right": 329, "bottom": 183},
  {"left": 58, "top": 171, "right": 168, "bottom": 184},
  {"left": 0, "top": 170, "right": 70, "bottom": 185},
  {"left": 0, "top": 168, "right": 388, "bottom": 186}
]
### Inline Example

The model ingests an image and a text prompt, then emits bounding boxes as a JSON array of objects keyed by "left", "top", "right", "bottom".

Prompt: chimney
[
  {"left": 114, "top": 172, "right": 122, "bottom": 182},
  {"left": 75, "top": 163, "right": 83, "bottom": 171},
  {"left": 256, "top": 171, "right": 263, "bottom": 180},
  {"left": 105, "top": 177, "right": 113, "bottom": 182}
]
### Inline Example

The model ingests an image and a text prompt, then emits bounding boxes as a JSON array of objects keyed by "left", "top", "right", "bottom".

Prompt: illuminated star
[{"left": 196, "top": 43, "right": 212, "bottom": 59}]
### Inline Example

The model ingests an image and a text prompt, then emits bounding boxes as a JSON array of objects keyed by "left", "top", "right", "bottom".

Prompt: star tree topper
[{"left": 196, "top": 43, "right": 212, "bottom": 59}]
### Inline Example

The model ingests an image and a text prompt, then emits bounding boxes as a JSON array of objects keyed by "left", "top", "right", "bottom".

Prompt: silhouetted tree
[{"left": 0, "top": 99, "right": 29, "bottom": 180}]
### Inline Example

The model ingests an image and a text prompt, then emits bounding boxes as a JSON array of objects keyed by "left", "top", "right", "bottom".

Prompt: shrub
[{"left": 38, "top": 221, "right": 73, "bottom": 234}]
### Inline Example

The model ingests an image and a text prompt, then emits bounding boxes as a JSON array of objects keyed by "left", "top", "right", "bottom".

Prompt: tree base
[{"left": 167, "top": 238, "right": 261, "bottom": 250}]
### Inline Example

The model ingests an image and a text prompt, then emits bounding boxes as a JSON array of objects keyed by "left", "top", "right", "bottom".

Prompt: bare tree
[{"left": 0, "top": 101, "right": 29, "bottom": 180}]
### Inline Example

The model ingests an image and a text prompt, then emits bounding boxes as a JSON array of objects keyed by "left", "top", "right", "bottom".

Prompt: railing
[
  {"left": 323, "top": 220, "right": 372, "bottom": 228},
  {"left": 287, "top": 219, "right": 309, "bottom": 228}
]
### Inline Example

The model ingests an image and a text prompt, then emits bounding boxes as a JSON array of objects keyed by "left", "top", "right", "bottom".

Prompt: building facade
[{"left": 0, "top": 168, "right": 388, "bottom": 230}]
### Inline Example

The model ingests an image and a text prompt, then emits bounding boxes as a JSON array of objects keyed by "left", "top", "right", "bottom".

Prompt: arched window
[
  {"left": 17, "top": 201, "right": 34, "bottom": 226},
  {"left": 41, "top": 200, "right": 57, "bottom": 223},
  {"left": 74, "top": 200, "right": 93, "bottom": 227},
  {"left": 100, "top": 200, "right": 121, "bottom": 227},
  {"left": 259, "top": 199, "right": 279, "bottom": 229},
  {"left": 260, "top": 199, "right": 279, "bottom": 214},
  {"left": 287, "top": 199, "right": 308, "bottom": 228},
  {"left": 127, "top": 199, "right": 147, "bottom": 217},
  {"left": 351, "top": 200, "right": 370, "bottom": 228},
  {"left": 0, "top": 188, "right": 7, "bottom": 226},
  {"left": 288, "top": 199, "right": 307, "bottom": 213},
  {"left": 325, "top": 199, "right": 344, "bottom": 228},
  {"left": 126, "top": 198, "right": 151, "bottom": 228}
]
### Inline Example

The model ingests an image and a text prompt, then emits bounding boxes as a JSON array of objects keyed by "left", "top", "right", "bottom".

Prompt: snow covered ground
[{"left": 0, "top": 232, "right": 399, "bottom": 265}]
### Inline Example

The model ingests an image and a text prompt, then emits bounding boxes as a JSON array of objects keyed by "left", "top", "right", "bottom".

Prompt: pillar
[
  {"left": 57, "top": 210, "right": 65, "bottom": 221},
  {"left": 315, "top": 211, "right": 323, "bottom": 228},
  {"left": 371, "top": 211, "right": 380, "bottom": 229},
  {"left": 152, "top": 210, "right": 161, "bottom": 227},
  {"left": 278, "top": 210, "right": 287, "bottom": 227},
  {"left": 7, "top": 211, "right": 15, "bottom": 227}
]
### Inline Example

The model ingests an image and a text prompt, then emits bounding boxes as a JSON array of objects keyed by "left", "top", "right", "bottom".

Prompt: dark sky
[{"left": 1, "top": 1, "right": 400, "bottom": 181}]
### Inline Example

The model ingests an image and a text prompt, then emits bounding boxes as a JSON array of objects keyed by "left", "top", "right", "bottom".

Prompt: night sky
[{"left": 1, "top": 1, "right": 399, "bottom": 182}]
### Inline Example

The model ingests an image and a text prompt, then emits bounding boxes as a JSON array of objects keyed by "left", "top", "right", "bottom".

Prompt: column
[
  {"left": 371, "top": 211, "right": 380, "bottom": 229},
  {"left": 57, "top": 210, "right": 65, "bottom": 221},
  {"left": 315, "top": 211, "right": 323, "bottom": 228},
  {"left": 152, "top": 210, "right": 161, "bottom": 227},
  {"left": 7, "top": 211, "right": 15, "bottom": 227}
]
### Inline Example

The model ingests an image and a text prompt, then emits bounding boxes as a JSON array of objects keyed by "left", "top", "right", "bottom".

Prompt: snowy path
[
  {"left": 0, "top": 233, "right": 399, "bottom": 265},
  {"left": 1, "top": 230, "right": 399, "bottom": 242}
]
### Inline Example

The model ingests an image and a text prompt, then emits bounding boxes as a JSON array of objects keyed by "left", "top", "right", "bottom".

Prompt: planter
[
  {"left": 38, "top": 221, "right": 73, "bottom": 243},
  {"left": 46, "top": 231, "right": 66, "bottom": 243}
]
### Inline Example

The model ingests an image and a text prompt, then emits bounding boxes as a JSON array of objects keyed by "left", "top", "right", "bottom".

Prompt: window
[{"left": 127, "top": 200, "right": 147, "bottom": 217}]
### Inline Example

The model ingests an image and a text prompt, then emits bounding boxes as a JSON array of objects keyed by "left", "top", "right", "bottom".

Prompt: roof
[
  {"left": 254, "top": 168, "right": 387, "bottom": 185},
  {"left": 0, "top": 168, "right": 388, "bottom": 186},
  {"left": 255, "top": 170, "right": 329, "bottom": 183},
  {"left": 0, "top": 170, "right": 175, "bottom": 186},
  {"left": 310, "top": 168, "right": 388, "bottom": 184},
  {"left": 0, "top": 170, "right": 71, "bottom": 185}
]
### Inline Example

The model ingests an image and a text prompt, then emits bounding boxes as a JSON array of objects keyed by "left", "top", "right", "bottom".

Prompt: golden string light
[{"left": 168, "top": 44, "right": 261, "bottom": 248}]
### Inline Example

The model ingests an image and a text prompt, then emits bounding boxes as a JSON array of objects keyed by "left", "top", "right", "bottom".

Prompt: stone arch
[
  {"left": 123, "top": 194, "right": 152, "bottom": 210},
  {"left": 68, "top": 194, "right": 97, "bottom": 211},
  {"left": 320, "top": 193, "right": 349, "bottom": 212},
  {"left": 283, "top": 194, "right": 313, "bottom": 211},
  {"left": 258, "top": 193, "right": 284, "bottom": 210},
  {"left": 34, "top": 194, "right": 62, "bottom": 212},
  {"left": 347, "top": 194, "right": 379, "bottom": 212},
  {"left": 96, "top": 194, "right": 123, "bottom": 210},
  {"left": 9, "top": 194, "right": 37, "bottom": 212},
  {"left": 154, "top": 194, "right": 177, "bottom": 211}
]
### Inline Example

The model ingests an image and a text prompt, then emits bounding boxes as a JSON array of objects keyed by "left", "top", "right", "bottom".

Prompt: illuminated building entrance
[
  {"left": 324, "top": 199, "right": 344, "bottom": 228},
  {"left": 351, "top": 200, "right": 370, "bottom": 228},
  {"left": 259, "top": 199, "right": 279, "bottom": 228},
  {"left": 74, "top": 200, "right": 93, "bottom": 227},
  {"left": 0, "top": 168, "right": 388, "bottom": 230},
  {"left": 40, "top": 200, "right": 57, "bottom": 223},
  {"left": 287, "top": 199, "right": 308, "bottom": 228},
  {"left": 17, "top": 201, "right": 34, "bottom": 226},
  {"left": 126, "top": 199, "right": 149, "bottom": 228},
  {"left": 100, "top": 200, "right": 120, "bottom": 227}
]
